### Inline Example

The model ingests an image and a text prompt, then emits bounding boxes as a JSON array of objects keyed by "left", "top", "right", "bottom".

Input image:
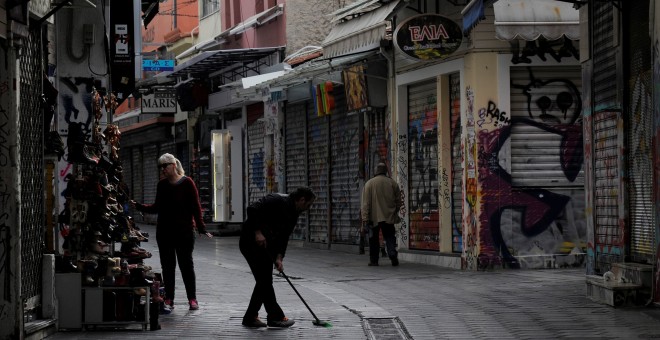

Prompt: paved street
[{"left": 47, "top": 223, "right": 660, "bottom": 339}]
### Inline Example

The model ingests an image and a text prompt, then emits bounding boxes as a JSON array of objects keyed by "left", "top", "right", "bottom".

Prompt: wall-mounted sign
[
  {"left": 142, "top": 59, "right": 175, "bottom": 71},
  {"left": 141, "top": 89, "right": 177, "bottom": 113},
  {"left": 394, "top": 14, "right": 462, "bottom": 61}
]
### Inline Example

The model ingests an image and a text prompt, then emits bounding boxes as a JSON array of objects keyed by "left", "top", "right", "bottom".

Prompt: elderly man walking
[{"left": 361, "top": 163, "right": 401, "bottom": 266}]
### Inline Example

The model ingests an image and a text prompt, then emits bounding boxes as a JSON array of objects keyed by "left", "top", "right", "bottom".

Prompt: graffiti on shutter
[
  {"left": 329, "top": 88, "right": 360, "bottom": 244},
  {"left": 507, "top": 66, "right": 586, "bottom": 268},
  {"left": 626, "top": 0, "right": 655, "bottom": 262},
  {"left": 248, "top": 106, "right": 266, "bottom": 204},
  {"left": 308, "top": 99, "right": 330, "bottom": 244},
  {"left": 449, "top": 73, "right": 463, "bottom": 253},
  {"left": 510, "top": 66, "right": 584, "bottom": 187},
  {"left": 285, "top": 102, "right": 308, "bottom": 240},
  {"left": 593, "top": 111, "right": 624, "bottom": 270},
  {"left": 408, "top": 80, "right": 439, "bottom": 251},
  {"left": 589, "top": 1, "right": 624, "bottom": 272}
]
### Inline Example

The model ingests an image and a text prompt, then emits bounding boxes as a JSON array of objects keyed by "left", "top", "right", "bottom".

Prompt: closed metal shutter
[
  {"left": 510, "top": 66, "right": 584, "bottom": 187},
  {"left": 19, "top": 26, "right": 45, "bottom": 312},
  {"left": 593, "top": 111, "right": 623, "bottom": 269},
  {"left": 132, "top": 147, "right": 144, "bottom": 222},
  {"left": 307, "top": 99, "right": 330, "bottom": 244},
  {"left": 591, "top": 1, "right": 623, "bottom": 271},
  {"left": 177, "top": 142, "right": 190, "bottom": 175},
  {"left": 368, "top": 108, "right": 387, "bottom": 178},
  {"left": 120, "top": 147, "right": 133, "bottom": 199},
  {"left": 285, "top": 102, "right": 308, "bottom": 240},
  {"left": 247, "top": 104, "right": 266, "bottom": 205},
  {"left": 593, "top": 2, "right": 618, "bottom": 109},
  {"left": 626, "top": 0, "right": 655, "bottom": 262},
  {"left": 161, "top": 142, "right": 176, "bottom": 159},
  {"left": 449, "top": 73, "right": 463, "bottom": 253},
  {"left": 408, "top": 80, "right": 439, "bottom": 251},
  {"left": 329, "top": 87, "right": 360, "bottom": 244},
  {"left": 143, "top": 144, "right": 159, "bottom": 223}
]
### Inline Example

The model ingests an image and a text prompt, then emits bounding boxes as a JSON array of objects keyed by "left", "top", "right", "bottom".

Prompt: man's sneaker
[
  {"left": 242, "top": 317, "right": 267, "bottom": 328},
  {"left": 267, "top": 317, "right": 295, "bottom": 328},
  {"left": 391, "top": 257, "right": 399, "bottom": 266},
  {"left": 368, "top": 262, "right": 379, "bottom": 266},
  {"left": 164, "top": 299, "right": 174, "bottom": 309},
  {"left": 189, "top": 299, "right": 199, "bottom": 310}
]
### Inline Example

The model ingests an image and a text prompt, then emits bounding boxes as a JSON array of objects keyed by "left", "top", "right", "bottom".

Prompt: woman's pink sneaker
[
  {"left": 164, "top": 299, "right": 174, "bottom": 309},
  {"left": 189, "top": 299, "right": 199, "bottom": 310}
]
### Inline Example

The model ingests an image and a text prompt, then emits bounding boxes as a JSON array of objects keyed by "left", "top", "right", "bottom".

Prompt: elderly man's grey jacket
[{"left": 361, "top": 174, "right": 401, "bottom": 225}]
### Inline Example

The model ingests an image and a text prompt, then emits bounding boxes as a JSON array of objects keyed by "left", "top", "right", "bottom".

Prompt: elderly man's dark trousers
[
  {"left": 368, "top": 222, "right": 398, "bottom": 264},
  {"left": 239, "top": 240, "right": 285, "bottom": 322}
]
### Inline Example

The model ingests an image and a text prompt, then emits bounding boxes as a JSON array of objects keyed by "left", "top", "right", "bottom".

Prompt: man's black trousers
[{"left": 239, "top": 238, "right": 285, "bottom": 322}]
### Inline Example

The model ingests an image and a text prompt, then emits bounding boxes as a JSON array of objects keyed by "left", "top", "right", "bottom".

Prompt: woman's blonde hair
[{"left": 158, "top": 153, "right": 185, "bottom": 176}]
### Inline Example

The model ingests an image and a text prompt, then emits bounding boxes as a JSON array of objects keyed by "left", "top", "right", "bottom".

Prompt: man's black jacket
[{"left": 241, "top": 193, "right": 300, "bottom": 259}]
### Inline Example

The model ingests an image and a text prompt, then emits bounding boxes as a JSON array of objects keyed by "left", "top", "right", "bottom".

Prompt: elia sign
[
  {"left": 394, "top": 14, "right": 462, "bottom": 61},
  {"left": 141, "top": 89, "right": 177, "bottom": 113}
]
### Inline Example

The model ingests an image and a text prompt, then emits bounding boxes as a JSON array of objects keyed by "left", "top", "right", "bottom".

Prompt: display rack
[
  {"left": 82, "top": 286, "right": 150, "bottom": 330},
  {"left": 55, "top": 88, "right": 155, "bottom": 331}
]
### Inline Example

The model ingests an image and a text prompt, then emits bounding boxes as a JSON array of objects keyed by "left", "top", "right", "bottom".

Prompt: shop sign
[
  {"left": 394, "top": 14, "right": 462, "bottom": 61},
  {"left": 142, "top": 59, "right": 175, "bottom": 71},
  {"left": 141, "top": 89, "right": 177, "bottom": 113}
]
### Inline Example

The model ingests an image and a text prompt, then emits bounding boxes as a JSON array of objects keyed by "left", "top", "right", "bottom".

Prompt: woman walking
[{"left": 131, "top": 153, "right": 212, "bottom": 310}]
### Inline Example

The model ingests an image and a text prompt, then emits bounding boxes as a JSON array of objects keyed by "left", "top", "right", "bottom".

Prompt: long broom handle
[{"left": 280, "top": 270, "right": 320, "bottom": 322}]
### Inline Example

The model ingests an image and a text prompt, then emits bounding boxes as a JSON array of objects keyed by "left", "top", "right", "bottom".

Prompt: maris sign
[
  {"left": 141, "top": 89, "right": 177, "bottom": 113},
  {"left": 394, "top": 14, "right": 462, "bottom": 61}
]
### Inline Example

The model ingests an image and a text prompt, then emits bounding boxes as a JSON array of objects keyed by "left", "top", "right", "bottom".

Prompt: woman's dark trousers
[{"left": 157, "top": 229, "right": 196, "bottom": 302}]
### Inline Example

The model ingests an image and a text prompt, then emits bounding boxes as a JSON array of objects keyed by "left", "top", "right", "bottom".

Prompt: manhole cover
[{"left": 363, "top": 317, "right": 412, "bottom": 340}]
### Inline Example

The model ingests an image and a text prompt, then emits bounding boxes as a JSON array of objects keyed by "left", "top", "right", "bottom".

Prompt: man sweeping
[{"left": 239, "top": 187, "right": 316, "bottom": 328}]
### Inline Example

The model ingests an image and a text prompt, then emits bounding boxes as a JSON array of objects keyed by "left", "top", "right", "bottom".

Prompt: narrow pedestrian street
[{"left": 45, "top": 224, "right": 660, "bottom": 340}]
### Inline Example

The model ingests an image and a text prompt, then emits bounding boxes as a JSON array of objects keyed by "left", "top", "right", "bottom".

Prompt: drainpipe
[{"left": 380, "top": 23, "right": 396, "bottom": 179}]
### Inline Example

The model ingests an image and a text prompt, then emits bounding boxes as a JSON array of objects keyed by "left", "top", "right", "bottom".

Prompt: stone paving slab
[{"left": 46, "top": 223, "right": 660, "bottom": 340}]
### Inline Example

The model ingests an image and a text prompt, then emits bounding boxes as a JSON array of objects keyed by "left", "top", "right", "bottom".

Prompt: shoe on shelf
[
  {"left": 189, "top": 299, "right": 199, "bottom": 310},
  {"left": 267, "top": 316, "right": 295, "bottom": 328},
  {"left": 242, "top": 317, "right": 267, "bottom": 328},
  {"left": 368, "top": 262, "right": 379, "bottom": 266},
  {"left": 391, "top": 257, "right": 399, "bottom": 266}
]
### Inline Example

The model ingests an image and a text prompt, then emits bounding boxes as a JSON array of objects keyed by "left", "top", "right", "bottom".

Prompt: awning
[
  {"left": 493, "top": 0, "right": 579, "bottom": 41},
  {"left": 263, "top": 50, "right": 379, "bottom": 89},
  {"left": 322, "top": 0, "right": 401, "bottom": 58},
  {"left": 142, "top": 0, "right": 159, "bottom": 28},
  {"left": 219, "top": 70, "right": 291, "bottom": 89},
  {"left": 328, "top": 0, "right": 382, "bottom": 23},
  {"left": 461, "top": 0, "right": 497, "bottom": 36},
  {"left": 177, "top": 5, "right": 284, "bottom": 60},
  {"left": 176, "top": 39, "right": 222, "bottom": 60},
  {"left": 136, "top": 71, "right": 175, "bottom": 88},
  {"left": 168, "top": 47, "right": 285, "bottom": 79},
  {"left": 208, "top": 51, "right": 378, "bottom": 110},
  {"left": 228, "top": 4, "right": 284, "bottom": 36}
]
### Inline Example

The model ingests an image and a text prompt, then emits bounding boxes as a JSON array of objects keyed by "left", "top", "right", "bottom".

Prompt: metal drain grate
[{"left": 363, "top": 317, "right": 412, "bottom": 340}]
